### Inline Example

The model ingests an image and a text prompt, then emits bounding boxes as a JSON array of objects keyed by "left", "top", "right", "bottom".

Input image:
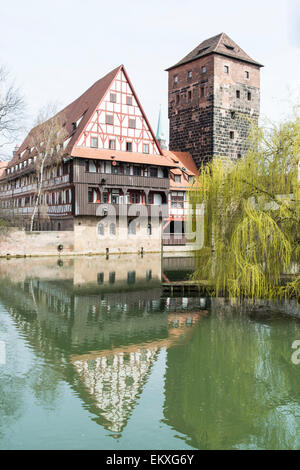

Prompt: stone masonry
[{"left": 167, "top": 34, "right": 262, "bottom": 167}]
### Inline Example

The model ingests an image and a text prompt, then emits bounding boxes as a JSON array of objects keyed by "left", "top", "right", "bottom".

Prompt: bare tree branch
[
  {"left": 28, "top": 105, "right": 68, "bottom": 231},
  {"left": 0, "top": 66, "right": 25, "bottom": 155}
]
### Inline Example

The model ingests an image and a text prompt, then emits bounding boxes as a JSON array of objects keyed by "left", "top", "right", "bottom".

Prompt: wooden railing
[{"left": 163, "top": 235, "right": 187, "bottom": 246}]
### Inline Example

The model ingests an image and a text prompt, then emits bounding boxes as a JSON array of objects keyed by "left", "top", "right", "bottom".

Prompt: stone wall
[
  {"left": 168, "top": 55, "right": 215, "bottom": 167},
  {"left": 213, "top": 56, "right": 260, "bottom": 160},
  {"left": 0, "top": 213, "right": 164, "bottom": 257},
  {"left": 73, "top": 215, "right": 162, "bottom": 254},
  {"left": 0, "top": 229, "right": 74, "bottom": 257},
  {"left": 168, "top": 53, "right": 261, "bottom": 167},
  {"left": 0, "top": 217, "right": 200, "bottom": 257}
]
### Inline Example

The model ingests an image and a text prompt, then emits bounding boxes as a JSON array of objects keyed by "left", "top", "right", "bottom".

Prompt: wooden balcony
[
  {"left": 163, "top": 234, "right": 187, "bottom": 246},
  {"left": 74, "top": 171, "right": 169, "bottom": 190},
  {"left": 43, "top": 174, "right": 69, "bottom": 188},
  {"left": 74, "top": 202, "right": 169, "bottom": 217},
  {"left": 0, "top": 175, "right": 69, "bottom": 198}
]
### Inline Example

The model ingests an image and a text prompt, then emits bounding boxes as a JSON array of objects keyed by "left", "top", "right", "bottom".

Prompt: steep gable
[
  {"left": 75, "top": 66, "right": 161, "bottom": 155},
  {"left": 6, "top": 65, "right": 162, "bottom": 174},
  {"left": 6, "top": 66, "right": 122, "bottom": 170}
]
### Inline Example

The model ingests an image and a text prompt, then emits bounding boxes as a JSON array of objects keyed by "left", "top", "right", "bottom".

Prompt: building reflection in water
[
  {"left": 1, "top": 255, "right": 298, "bottom": 448},
  {"left": 0, "top": 255, "right": 208, "bottom": 437}
]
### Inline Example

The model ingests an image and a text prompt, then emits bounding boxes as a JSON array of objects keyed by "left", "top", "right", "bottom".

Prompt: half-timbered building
[
  {"left": 0, "top": 65, "right": 197, "bottom": 252},
  {"left": 163, "top": 151, "right": 198, "bottom": 246}
]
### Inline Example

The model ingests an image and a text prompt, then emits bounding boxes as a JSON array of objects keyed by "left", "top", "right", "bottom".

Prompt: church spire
[{"left": 156, "top": 106, "right": 167, "bottom": 150}]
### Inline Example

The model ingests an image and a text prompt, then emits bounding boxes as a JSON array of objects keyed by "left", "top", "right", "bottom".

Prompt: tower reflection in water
[{"left": 0, "top": 255, "right": 208, "bottom": 437}]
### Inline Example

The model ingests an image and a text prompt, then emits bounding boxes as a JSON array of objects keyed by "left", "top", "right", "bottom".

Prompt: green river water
[{"left": 0, "top": 254, "right": 299, "bottom": 450}]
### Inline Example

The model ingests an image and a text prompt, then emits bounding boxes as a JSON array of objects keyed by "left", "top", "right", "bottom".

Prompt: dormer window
[
  {"left": 224, "top": 44, "right": 234, "bottom": 51},
  {"left": 174, "top": 175, "right": 181, "bottom": 183},
  {"left": 197, "top": 47, "right": 209, "bottom": 55}
]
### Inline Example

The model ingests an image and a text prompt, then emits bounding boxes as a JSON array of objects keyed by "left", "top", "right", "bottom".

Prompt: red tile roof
[
  {"left": 6, "top": 65, "right": 123, "bottom": 170},
  {"left": 5, "top": 64, "right": 168, "bottom": 174},
  {"left": 1, "top": 65, "right": 198, "bottom": 182},
  {"left": 71, "top": 147, "right": 175, "bottom": 167},
  {"left": 162, "top": 150, "right": 198, "bottom": 190},
  {"left": 163, "top": 150, "right": 198, "bottom": 175}
]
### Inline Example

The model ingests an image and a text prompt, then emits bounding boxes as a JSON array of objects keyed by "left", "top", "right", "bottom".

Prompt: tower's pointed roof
[{"left": 166, "top": 32, "right": 263, "bottom": 70}]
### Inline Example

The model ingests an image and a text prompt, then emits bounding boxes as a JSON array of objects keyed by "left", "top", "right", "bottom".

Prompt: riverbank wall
[{"left": 0, "top": 228, "right": 196, "bottom": 257}]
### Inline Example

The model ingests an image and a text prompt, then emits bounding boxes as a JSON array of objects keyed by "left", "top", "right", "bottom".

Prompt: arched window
[
  {"left": 109, "top": 223, "right": 116, "bottom": 235},
  {"left": 128, "top": 220, "right": 136, "bottom": 235},
  {"left": 98, "top": 223, "right": 104, "bottom": 236}
]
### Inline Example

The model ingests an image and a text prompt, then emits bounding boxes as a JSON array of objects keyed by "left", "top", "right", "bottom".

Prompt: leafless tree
[
  {"left": 0, "top": 66, "right": 25, "bottom": 157},
  {"left": 29, "top": 105, "right": 68, "bottom": 231}
]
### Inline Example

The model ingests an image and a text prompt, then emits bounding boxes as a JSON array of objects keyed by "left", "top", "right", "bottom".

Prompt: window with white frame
[
  {"left": 91, "top": 137, "right": 98, "bottom": 148},
  {"left": 171, "top": 191, "right": 184, "bottom": 208},
  {"left": 143, "top": 143, "right": 149, "bottom": 154},
  {"left": 106, "top": 114, "right": 113, "bottom": 125},
  {"left": 109, "top": 139, "right": 116, "bottom": 150}
]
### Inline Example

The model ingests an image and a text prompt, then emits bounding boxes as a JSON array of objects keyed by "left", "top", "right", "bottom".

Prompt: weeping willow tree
[{"left": 189, "top": 115, "right": 300, "bottom": 300}]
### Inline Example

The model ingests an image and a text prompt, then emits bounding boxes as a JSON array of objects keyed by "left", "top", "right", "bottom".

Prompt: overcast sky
[{"left": 1, "top": 0, "right": 299, "bottom": 158}]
